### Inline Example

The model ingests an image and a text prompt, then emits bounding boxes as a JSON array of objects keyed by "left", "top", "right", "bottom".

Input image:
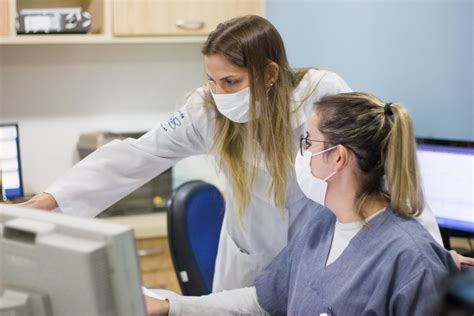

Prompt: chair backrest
[{"left": 167, "top": 180, "right": 225, "bottom": 296}]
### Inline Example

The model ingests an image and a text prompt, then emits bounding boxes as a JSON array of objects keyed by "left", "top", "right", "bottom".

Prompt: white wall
[
  {"left": 267, "top": 0, "right": 473, "bottom": 141},
  {"left": 0, "top": 43, "right": 226, "bottom": 195}
]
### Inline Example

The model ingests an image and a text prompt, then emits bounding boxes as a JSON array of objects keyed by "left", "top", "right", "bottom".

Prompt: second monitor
[{"left": 0, "top": 204, "right": 146, "bottom": 316}]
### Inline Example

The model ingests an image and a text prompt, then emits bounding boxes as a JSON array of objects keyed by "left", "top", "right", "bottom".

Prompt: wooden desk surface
[{"left": 101, "top": 212, "right": 167, "bottom": 239}]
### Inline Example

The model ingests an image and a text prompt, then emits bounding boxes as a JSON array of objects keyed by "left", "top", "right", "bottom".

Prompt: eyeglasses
[
  {"left": 299, "top": 132, "right": 330, "bottom": 156},
  {"left": 300, "top": 132, "right": 365, "bottom": 161}
]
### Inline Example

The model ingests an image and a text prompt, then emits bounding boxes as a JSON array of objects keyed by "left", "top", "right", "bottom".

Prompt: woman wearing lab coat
[{"left": 22, "top": 15, "right": 443, "bottom": 292}]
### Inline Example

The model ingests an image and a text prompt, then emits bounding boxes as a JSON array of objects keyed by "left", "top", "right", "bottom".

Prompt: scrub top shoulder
[{"left": 255, "top": 208, "right": 456, "bottom": 316}]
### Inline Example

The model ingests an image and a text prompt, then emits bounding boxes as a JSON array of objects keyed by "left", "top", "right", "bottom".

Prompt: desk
[
  {"left": 450, "top": 237, "right": 473, "bottom": 257},
  {"left": 103, "top": 213, "right": 181, "bottom": 293}
]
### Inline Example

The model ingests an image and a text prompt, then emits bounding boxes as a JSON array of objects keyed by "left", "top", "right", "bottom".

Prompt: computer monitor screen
[
  {"left": 417, "top": 138, "right": 474, "bottom": 233},
  {"left": 0, "top": 205, "right": 146, "bottom": 315},
  {"left": 0, "top": 124, "right": 24, "bottom": 200}
]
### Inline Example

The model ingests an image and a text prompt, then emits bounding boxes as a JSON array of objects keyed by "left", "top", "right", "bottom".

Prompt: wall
[
  {"left": 0, "top": 44, "right": 226, "bottom": 194},
  {"left": 2, "top": 0, "right": 472, "bottom": 195},
  {"left": 267, "top": 0, "right": 473, "bottom": 141}
]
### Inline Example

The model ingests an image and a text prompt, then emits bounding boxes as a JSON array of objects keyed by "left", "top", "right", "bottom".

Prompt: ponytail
[
  {"left": 384, "top": 104, "right": 424, "bottom": 217},
  {"left": 316, "top": 92, "right": 425, "bottom": 220}
]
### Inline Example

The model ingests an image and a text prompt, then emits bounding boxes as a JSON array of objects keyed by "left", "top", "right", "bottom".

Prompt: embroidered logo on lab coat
[{"left": 161, "top": 111, "right": 185, "bottom": 131}]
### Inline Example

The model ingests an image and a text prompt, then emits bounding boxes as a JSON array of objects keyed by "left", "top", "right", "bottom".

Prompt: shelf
[
  {"left": 0, "top": 34, "right": 207, "bottom": 45},
  {"left": 0, "top": 0, "right": 263, "bottom": 45}
]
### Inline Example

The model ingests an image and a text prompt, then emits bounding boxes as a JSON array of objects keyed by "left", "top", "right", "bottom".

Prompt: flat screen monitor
[
  {"left": 417, "top": 138, "right": 474, "bottom": 234},
  {"left": 0, "top": 204, "right": 146, "bottom": 315},
  {"left": 0, "top": 124, "right": 24, "bottom": 200}
]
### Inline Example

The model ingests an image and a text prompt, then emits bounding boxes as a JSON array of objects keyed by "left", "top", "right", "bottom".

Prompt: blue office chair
[{"left": 167, "top": 180, "right": 225, "bottom": 296}]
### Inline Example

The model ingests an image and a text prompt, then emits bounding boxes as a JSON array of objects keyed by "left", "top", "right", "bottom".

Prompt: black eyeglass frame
[
  {"left": 299, "top": 132, "right": 330, "bottom": 156},
  {"left": 299, "top": 131, "right": 364, "bottom": 161}
]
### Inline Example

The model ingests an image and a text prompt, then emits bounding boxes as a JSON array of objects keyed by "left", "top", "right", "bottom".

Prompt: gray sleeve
[
  {"left": 389, "top": 270, "right": 441, "bottom": 316},
  {"left": 168, "top": 287, "right": 268, "bottom": 316},
  {"left": 254, "top": 230, "right": 301, "bottom": 315},
  {"left": 45, "top": 90, "right": 213, "bottom": 217}
]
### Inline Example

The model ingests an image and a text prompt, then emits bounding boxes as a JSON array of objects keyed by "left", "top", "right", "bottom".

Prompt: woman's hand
[
  {"left": 145, "top": 295, "right": 170, "bottom": 316},
  {"left": 18, "top": 192, "right": 58, "bottom": 211},
  {"left": 449, "top": 250, "right": 474, "bottom": 269}
]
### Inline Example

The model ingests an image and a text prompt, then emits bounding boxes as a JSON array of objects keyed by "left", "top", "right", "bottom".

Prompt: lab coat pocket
[{"left": 213, "top": 228, "right": 265, "bottom": 291}]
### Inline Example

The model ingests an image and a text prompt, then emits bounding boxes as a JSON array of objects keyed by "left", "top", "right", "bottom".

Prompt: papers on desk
[{"left": 142, "top": 287, "right": 167, "bottom": 301}]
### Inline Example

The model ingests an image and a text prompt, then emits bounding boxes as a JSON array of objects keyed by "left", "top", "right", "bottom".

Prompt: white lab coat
[{"left": 45, "top": 69, "right": 442, "bottom": 291}]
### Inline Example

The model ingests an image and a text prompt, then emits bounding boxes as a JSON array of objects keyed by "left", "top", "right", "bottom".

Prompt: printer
[{"left": 77, "top": 131, "right": 172, "bottom": 217}]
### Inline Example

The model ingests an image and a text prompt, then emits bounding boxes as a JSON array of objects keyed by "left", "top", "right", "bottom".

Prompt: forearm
[
  {"left": 45, "top": 139, "right": 177, "bottom": 217},
  {"left": 168, "top": 287, "right": 268, "bottom": 316}
]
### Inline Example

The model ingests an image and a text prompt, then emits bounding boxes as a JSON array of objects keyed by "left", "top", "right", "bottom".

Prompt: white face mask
[
  {"left": 211, "top": 87, "right": 250, "bottom": 123},
  {"left": 294, "top": 146, "right": 338, "bottom": 206}
]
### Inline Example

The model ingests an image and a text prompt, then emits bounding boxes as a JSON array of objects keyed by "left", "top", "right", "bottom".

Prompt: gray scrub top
[{"left": 255, "top": 207, "right": 457, "bottom": 315}]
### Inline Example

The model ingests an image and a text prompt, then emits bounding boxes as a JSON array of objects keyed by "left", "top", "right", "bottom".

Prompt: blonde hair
[
  {"left": 315, "top": 92, "right": 424, "bottom": 219},
  {"left": 201, "top": 15, "right": 310, "bottom": 222}
]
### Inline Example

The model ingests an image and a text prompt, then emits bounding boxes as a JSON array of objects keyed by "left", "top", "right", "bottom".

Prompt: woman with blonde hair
[
  {"left": 150, "top": 92, "right": 457, "bottom": 315},
  {"left": 22, "top": 16, "right": 444, "bottom": 294}
]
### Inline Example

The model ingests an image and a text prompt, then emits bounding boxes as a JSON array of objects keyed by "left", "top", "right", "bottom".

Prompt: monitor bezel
[
  {"left": 0, "top": 204, "right": 147, "bottom": 315},
  {"left": 417, "top": 137, "right": 474, "bottom": 148},
  {"left": 0, "top": 123, "right": 24, "bottom": 199},
  {"left": 416, "top": 137, "right": 474, "bottom": 237}
]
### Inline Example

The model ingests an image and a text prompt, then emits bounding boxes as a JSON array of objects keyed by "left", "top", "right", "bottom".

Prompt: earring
[{"left": 265, "top": 82, "right": 274, "bottom": 93}]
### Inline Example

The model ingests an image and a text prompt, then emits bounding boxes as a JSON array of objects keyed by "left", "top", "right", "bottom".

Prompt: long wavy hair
[{"left": 201, "top": 15, "right": 310, "bottom": 222}]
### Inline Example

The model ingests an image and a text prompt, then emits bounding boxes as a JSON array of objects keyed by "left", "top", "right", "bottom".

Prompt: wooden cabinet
[
  {"left": 0, "top": 1, "right": 8, "bottom": 36},
  {"left": 113, "top": 0, "right": 263, "bottom": 36},
  {"left": 0, "top": 0, "right": 263, "bottom": 44},
  {"left": 103, "top": 213, "right": 182, "bottom": 294}
]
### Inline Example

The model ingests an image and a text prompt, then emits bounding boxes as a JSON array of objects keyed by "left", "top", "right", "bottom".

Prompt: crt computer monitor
[
  {"left": 0, "top": 204, "right": 146, "bottom": 316},
  {"left": 0, "top": 124, "right": 24, "bottom": 200},
  {"left": 417, "top": 138, "right": 474, "bottom": 235}
]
